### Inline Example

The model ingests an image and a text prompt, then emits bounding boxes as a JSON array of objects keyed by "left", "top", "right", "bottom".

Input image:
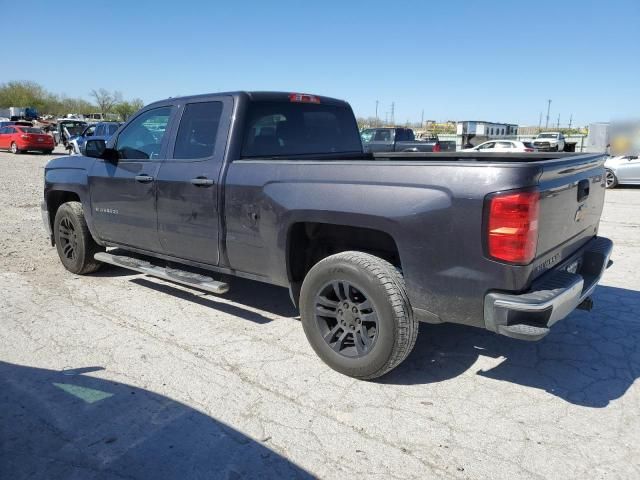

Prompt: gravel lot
[{"left": 1, "top": 148, "right": 639, "bottom": 480}]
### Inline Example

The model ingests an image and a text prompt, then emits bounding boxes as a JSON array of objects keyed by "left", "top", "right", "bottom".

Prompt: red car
[{"left": 0, "top": 125, "right": 55, "bottom": 154}]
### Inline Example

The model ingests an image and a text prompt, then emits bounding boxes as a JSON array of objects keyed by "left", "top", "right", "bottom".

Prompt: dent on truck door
[
  {"left": 155, "top": 96, "right": 232, "bottom": 265},
  {"left": 89, "top": 106, "right": 174, "bottom": 251}
]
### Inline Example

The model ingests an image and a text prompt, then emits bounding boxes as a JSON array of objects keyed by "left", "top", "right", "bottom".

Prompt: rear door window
[
  {"left": 241, "top": 101, "right": 361, "bottom": 158},
  {"left": 173, "top": 101, "right": 223, "bottom": 160},
  {"left": 373, "top": 130, "right": 391, "bottom": 141}
]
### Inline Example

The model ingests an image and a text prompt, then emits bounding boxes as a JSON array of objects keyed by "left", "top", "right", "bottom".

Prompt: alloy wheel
[
  {"left": 314, "top": 280, "right": 379, "bottom": 358},
  {"left": 605, "top": 170, "right": 615, "bottom": 188},
  {"left": 58, "top": 217, "right": 78, "bottom": 261}
]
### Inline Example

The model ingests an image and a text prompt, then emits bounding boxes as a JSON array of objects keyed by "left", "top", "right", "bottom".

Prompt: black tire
[
  {"left": 300, "top": 251, "right": 418, "bottom": 379},
  {"left": 10, "top": 142, "right": 20, "bottom": 154},
  {"left": 605, "top": 169, "right": 618, "bottom": 189},
  {"left": 53, "top": 201, "right": 104, "bottom": 274},
  {"left": 43, "top": 150, "right": 53, "bottom": 155}
]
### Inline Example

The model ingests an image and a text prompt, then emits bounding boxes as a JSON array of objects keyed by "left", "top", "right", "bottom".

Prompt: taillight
[
  {"left": 433, "top": 143, "right": 441, "bottom": 152},
  {"left": 486, "top": 190, "right": 539, "bottom": 264}
]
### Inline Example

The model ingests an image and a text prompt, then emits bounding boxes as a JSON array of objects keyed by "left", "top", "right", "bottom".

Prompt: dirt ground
[{"left": 1, "top": 148, "right": 639, "bottom": 479}]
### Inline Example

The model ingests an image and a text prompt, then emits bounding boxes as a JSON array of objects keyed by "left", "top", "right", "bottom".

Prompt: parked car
[
  {"left": 532, "top": 132, "right": 566, "bottom": 152},
  {"left": 361, "top": 127, "right": 441, "bottom": 153},
  {"left": 68, "top": 122, "right": 122, "bottom": 155},
  {"left": 42, "top": 91, "right": 612, "bottom": 379},
  {"left": 0, "top": 125, "right": 54, "bottom": 154},
  {"left": 462, "top": 140, "right": 535, "bottom": 152},
  {"left": 604, "top": 154, "right": 640, "bottom": 188},
  {"left": 54, "top": 119, "right": 88, "bottom": 147}
]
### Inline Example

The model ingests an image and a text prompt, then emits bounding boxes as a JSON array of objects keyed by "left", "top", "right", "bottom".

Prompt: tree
[
  {"left": 113, "top": 98, "right": 144, "bottom": 121},
  {"left": 90, "top": 89, "right": 122, "bottom": 116},
  {"left": 0, "top": 80, "right": 50, "bottom": 112}
]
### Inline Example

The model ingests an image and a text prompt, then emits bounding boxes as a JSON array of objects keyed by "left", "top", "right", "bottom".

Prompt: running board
[{"left": 94, "top": 252, "right": 229, "bottom": 294}]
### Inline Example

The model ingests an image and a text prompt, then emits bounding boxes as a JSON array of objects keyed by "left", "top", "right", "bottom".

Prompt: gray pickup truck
[
  {"left": 361, "top": 127, "right": 441, "bottom": 153},
  {"left": 42, "top": 91, "right": 612, "bottom": 379}
]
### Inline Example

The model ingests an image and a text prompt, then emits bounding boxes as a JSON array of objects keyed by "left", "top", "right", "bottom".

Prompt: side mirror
[{"left": 85, "top": 139, "right": 118, "bottom": 162}]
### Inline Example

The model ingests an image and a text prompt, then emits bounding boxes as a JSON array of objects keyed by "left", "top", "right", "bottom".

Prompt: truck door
[
  {"left": 155, "top": 96, "right": 232, "bottom": 265},
  {"left": 89, "top": 106, "right": 174, "bottom": 252}
]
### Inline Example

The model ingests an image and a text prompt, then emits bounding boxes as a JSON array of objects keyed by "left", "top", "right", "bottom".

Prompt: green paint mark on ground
[{"left": 53, "top": 383, "right": 114, "bottom": 404}]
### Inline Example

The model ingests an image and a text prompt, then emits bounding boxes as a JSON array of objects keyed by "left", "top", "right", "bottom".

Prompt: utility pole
[
  {"left": 390, "top": 102, "right": 395, "bottom": 126},
  {"left": 375, "top": 100, "right": 379, "bottom": 127},
  {"left": 545, "top": 99, "right": 551, "bottom": 129},
  {"left": 538, "top": 112, "right": 542, "bottom": 132},
  {"left": 421, "top": 109, "right": 424, "bottom": 129},
  {"left": 556, "top": 114, "right": 560, "bottom": 130},
  {"left": 568, "top": 114, "right": 573, "bottom": 131}
]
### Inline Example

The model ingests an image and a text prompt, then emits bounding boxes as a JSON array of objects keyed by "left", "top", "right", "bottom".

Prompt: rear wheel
[
  {"left": 43, "top": 149, "right": 53, "bottom": 155},
  {"left": 605, "top": 169, "right": 618, "bottom": 189},
  {"left": 10, "top": 142, "right": 20, "bottom": 154},
  {"left": 300, "top": 251, "right": 418, "bottom": 379},
  {"left": 53, "top": 201, "right": 104, "bottom": 274}
]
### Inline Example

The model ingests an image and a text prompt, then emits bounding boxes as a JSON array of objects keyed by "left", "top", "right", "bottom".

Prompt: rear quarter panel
[{"left": 224, "top": 159, "right": 543, "bottom": 327}]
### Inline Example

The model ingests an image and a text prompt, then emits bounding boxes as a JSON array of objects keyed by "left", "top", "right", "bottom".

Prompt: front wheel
[
  {"left": 300, "top": 251, "right": 418, "bottom": 379},
  {"left": 53, "top": 201, "right": 104, "bottom": 274},
  {"left": 10, "top": 142, "right": 20, "bottom": 154},
  {"left": 605, "top": 169, "right": 618, "bottom": 189}
]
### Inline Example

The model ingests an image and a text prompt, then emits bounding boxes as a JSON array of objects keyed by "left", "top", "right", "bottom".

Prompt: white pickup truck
[{"left": 532, "top": 132, "right": 566, "bottom": 152}]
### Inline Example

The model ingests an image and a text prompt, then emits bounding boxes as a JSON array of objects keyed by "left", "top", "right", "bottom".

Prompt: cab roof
[{"left": 146, "top": 91, "right": 350, "bottom": 108}]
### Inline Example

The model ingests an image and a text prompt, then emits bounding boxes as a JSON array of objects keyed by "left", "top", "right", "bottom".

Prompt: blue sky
[{"left": 3, "top": 0, "right": 639, "bottom": 126}]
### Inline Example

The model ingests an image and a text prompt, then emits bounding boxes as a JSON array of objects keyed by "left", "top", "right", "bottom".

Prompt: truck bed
[
  {"left": 227, "top": 151, "right": 606, "bottom": 327},
  {"left": 373, "top": 151, "right": 603, "bottom": 163}
]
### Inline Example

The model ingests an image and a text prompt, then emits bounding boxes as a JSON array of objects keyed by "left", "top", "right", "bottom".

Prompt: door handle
[
  {"left": 190, "top": 177, "right": 215, "bottom": 187},
  {"left": 135, "top": 175, "right": 154, "bottom": 183}
]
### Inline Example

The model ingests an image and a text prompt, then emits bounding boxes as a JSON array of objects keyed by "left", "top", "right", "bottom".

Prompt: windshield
[
  {"left": 241, "top": 101, "right": 362, "bottom": 158},
  {"left": 537, "top": 133, "right": 558, "bottom": 138},
  {"left": 61, "top": 121, "right": 86, "bottom": 129},
  {"left": 63, "top": 123, "right": 87, "bottom": 136}
]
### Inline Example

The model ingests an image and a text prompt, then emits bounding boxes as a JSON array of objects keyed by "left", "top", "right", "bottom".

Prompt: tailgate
[{"left": 535, "top": 154, "right": 606, "bottom": 268}]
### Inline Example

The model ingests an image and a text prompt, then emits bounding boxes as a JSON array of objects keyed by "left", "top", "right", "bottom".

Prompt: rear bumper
[
  {"left": 484, "top": 236, "right": 613, "bottom": 341},
  {"left": 18, "top": 141, "right": 54, "bottom": 150}
]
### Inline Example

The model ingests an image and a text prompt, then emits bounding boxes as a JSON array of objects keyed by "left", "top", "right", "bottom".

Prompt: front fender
[{"left": 44, "top": 156, "right": 98, "bottom": 243}]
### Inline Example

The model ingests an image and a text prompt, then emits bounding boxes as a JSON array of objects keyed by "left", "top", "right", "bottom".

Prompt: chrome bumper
[{"left": 484, "top": 237, "right": 613, "bottom": 341}]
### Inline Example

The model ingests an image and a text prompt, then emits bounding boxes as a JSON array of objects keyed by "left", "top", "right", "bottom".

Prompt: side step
[
  {"left": 497, "top": 323, "right": 549, "bottom": 341},
  {"left": 94, "top": 252, "right": 229, "bottom": 295}
]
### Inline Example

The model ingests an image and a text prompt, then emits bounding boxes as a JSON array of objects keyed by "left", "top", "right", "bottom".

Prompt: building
[{"left": 456, "top": 121, "right": 519, "bottom": 148}]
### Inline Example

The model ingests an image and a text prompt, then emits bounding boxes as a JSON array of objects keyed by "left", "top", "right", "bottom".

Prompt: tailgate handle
[{"left": 577, "top": 179, "right": 589, "bottom": 202}]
